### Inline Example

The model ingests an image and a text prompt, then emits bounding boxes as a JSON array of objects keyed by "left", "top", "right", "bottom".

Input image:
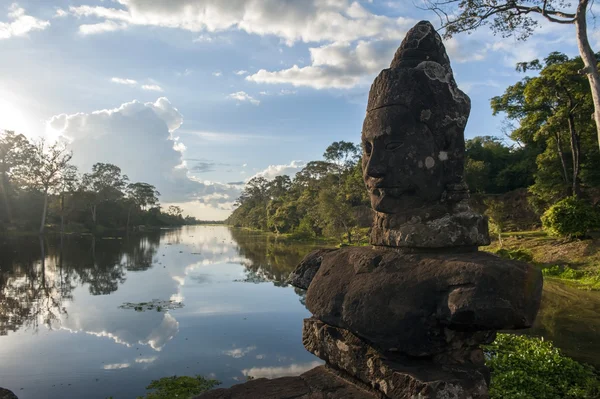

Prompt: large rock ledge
[
  {"left": 0, "top": 388, "right": 17, "bottom": 399},
  {"left": 194, "top": 365, "right": 381, "bottom": 399}
]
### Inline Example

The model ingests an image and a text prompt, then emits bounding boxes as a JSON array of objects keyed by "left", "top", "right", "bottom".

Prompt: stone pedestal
[
  {"left": 194, "top": 366, "right": 381, "bottom": 399},
  {"left": 303, "top": 319, "right": 489, "bottom": 399}
]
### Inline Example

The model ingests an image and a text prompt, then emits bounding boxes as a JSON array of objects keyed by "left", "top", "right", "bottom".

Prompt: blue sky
[{"left": 0, "top": 0, "right": 595, "bottom": 219}]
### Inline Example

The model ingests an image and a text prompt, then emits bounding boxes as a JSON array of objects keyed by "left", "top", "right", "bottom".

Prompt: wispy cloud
[
  {"left": 142, "top": 84, "right": 164, "bottom": 92},
  {"left": 103, "top": 363, "right": 130, "bottom": 370},
  {"left": 242, "top": 361, "right": 322, "bottom": 379},
  {"left": 111, "top": 77, "right": 137, "bottom": 86},
  {"left": 227, "top": 91, "right": 260, "bottom": 105},
  {"left": 79, "top": 20, "right": 127, "bottom": 35},
  {"left": 0, "top": 3, "right": 50, "bottom": 40}
]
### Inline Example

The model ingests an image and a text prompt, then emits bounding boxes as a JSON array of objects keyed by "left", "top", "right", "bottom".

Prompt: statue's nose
[{"left": 366, "top": 153, "right": 386, "bottom": 178}]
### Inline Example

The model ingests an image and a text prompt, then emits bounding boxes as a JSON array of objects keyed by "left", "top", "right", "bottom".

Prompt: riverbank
[
  {"left": 0, "top": 223, "right": 224, "bottom": 237},
  {"left": 484, "top": 231, "right": 600, "bottom": 290}
]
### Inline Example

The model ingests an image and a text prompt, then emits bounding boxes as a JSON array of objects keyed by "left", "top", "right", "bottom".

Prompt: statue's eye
[
  {"left": 364, "top": 142, "right": 372, "bottom": 156},
  {"left": 386, "top": 142, "right": 402, "bottom": 151}
]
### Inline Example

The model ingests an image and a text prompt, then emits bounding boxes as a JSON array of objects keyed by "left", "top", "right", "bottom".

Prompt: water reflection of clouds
[
  {"left": 61, "top": 311, "right": 179, "bottom": 352},
  {"left": 0, "top": 226, "right": 322, "bottom": 399},
  {"left": 103, "top": 363, "right": 130, "bottom": 370},
  {"left": 55, "top": 229, "right": 244, "bottom": 353},
  {"left": 223, "top": 346, "right": 256, "bottom": 358},
  {"left": 242, "top": 361, "right": 322, "bottom": 379}
]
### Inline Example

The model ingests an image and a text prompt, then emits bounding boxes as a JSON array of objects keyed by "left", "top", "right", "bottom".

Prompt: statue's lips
[{"left": 370, "top": 187, "right": 417, "bottom": 198}]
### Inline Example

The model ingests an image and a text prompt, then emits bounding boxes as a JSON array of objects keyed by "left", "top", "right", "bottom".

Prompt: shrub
[
  {"left": 290, "top": 216, "right": 316, "bottom": 240},
  {"left": 136, "top": 375, "right": 220, "bottom": 399},
  {"left": 485, "top": 334, "right": 600, "bottom": 398},
  {"left": 541, "top": 196, "right": 600, "bottom": 238},
  {"left": 494, "top": 248, "right": 534, "bottom": 263}
]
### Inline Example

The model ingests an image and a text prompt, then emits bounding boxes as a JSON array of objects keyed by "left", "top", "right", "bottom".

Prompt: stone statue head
[{"left": 361, "top": 21, "right": 470, "bottom": 217}]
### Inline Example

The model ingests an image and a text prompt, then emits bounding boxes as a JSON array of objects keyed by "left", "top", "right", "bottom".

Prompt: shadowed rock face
[
  {"left": 362, "top": 21, "right": 468, "bottom": 217},
  {"left": 305, "top": 247, "right": 542, "bottom": 355}
]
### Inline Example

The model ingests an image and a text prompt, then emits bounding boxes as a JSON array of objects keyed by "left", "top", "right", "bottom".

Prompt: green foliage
[
  {"left": 485, "top": 334, "right": 600, "bottom": 399},
  {"left": 541, "top": 196, "right": 600, "bottom": 238},
  {"left": 136, "top": 375, "right": 220, "bottom": 399},
  {"left": 465, "top": 136, "right": 535, "bottom": 194},
  {"left": 227, "top": 141, "right": 368, "bottom": 243},
  {"left": 491, "top": 52, "right": 600, "bottom": 206},
  {"left": 0, "top": 130, "right": 201, "bottom": 233},
  {"left": 119, "top": 299, "right": 184, "bottom": 312},
  {"left": 542, "top": 265, "right": 600, "bottom": 290},
  {"left": 493, "top": 247, "right": 534, "bottom": 263},
  {"left": 289, "top": 215, "right": 317, "bottom": 240}
]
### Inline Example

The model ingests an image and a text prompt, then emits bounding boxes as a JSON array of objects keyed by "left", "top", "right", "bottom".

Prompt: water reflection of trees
[
  {"left": 228, "top": 228, "right": 320, "bottom": 308},
  {"left": 0, "top": 232, "right": 160, "bottom": 335},
  {"left": 229, "top": 228, "right": 319, "bottom": 286}
]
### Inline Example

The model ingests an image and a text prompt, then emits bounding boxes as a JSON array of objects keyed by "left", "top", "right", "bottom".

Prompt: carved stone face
[{"left": 362, "top": 106, "right": 446, "bottom": 214}]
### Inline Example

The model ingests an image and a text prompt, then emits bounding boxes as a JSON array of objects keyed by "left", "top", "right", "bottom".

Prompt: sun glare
[{"left": 0, "top": 97, "right": 33, "bottom": 136}]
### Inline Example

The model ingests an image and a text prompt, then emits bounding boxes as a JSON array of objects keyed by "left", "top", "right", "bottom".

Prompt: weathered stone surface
[
  {"left": 360, "top": 21, "right": 489, "bottom": 248},
  {"left": 288, "top": 248, "right": 337, "bottom": 290},
  {"left": 306, "top": 247, "right": 542, "bottom": 355},
  {"left": 0, "top": 388, "right": 17, "bottom": 399},
  {"left": 371, "top": 206, "right": 490, "bottom": 249},
  {"left": 193, "top": 366, "right": 380, "bottom": 399},
  {"left": 303, "top": 318, "right": 489, "bottom": 399}
]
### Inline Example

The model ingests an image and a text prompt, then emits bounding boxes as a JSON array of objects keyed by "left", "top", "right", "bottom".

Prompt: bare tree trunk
[
  {"left": 60, "top": 193, "right": 65, "bottom": 235},
  {"left": 91, "top": 204, "right": 97, "bottom": 225},
  {"left": 575, "top": 0, "right": 600, "bottom": 151},
  {"left": 40, "top": 189, "right": 48, "bottom": 235},
  {"left": 0, "top": 172, "right": 13, "bottom": 224},
  {"left": 126, "top": 205, "right": 132, "bottom": 233},
  {"left": 567, "top": 111, "right": 582, "bottom": 197},
  {"left": 554, "top": 132, "right": 571, "bottom": 192}
]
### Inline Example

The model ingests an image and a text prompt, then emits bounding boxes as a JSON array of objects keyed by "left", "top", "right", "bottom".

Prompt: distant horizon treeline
[{"left": 0, "top": 130, "right": 210, "bottom": 235}]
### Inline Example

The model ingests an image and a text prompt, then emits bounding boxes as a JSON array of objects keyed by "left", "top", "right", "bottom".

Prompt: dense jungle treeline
[
  {"left": 0, "top": 131, "right": 204, "bottom": 235},
  {"left": 228, "top": 52, "right": 600, "bottom": 242}
]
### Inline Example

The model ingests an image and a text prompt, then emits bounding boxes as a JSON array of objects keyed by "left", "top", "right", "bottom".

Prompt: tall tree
[
  {"left": 126, "top": 182, "right": 160, "bottom": 231},
  {"left": 323, "top": 141, "right": 360, "bottom": 172},
  {"left": 82, "top": 163, "right": 128, "bottom": 227},
  {"left": 424, "top": 0, "right": 600, "bottom": 152},
  {"left": 24, "top": 139, "right": 73, "bottom": 234},
  {"left": 491, "top": 52, "right": 596, "bottom": 201},
  {"left": 0, "top": 130, "right": 32, "bottom": 224},
  {"left": 56, "top": 164, "right": 79, "bottom": 234}
]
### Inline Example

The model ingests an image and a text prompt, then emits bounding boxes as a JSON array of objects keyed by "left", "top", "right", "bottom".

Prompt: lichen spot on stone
[
  {"left": 420, "top": 109, "right": 431, "bottom": 121},
  {"left": 438, "top": 151, "right": 448, "bottom": 161},
  {"left": 425, "top": 156, "right": 435, "bottom": 169},
  {"left": 336, "top": 340, "right": 349, "bottom": 352},
  {"left": 386, "top": 126, "right": 392, "bottom": 134}
]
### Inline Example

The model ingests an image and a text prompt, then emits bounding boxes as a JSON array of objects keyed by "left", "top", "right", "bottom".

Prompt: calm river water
[{"left": 0, "top": 226, "right": 599, "bottom": 399}]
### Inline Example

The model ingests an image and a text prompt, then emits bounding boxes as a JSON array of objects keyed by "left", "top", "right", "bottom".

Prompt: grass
[{"left": 484, "top": 231, "right": 600, "bottom": 290}]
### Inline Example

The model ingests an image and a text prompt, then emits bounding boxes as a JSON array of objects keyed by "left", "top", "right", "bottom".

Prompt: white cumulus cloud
[
  {"left": 247, "top": 39, "right": 401, "bottom": 89},
  {"left": 46, "top": 97, "right": 241, "bottom": 218},
  {"left": 249, "top": 160, "right": 306, "bottom": 181},
  {"left": 65, "top": 0, "right": 411, "bottom": 44},
  {"left": 0, "top": 3, "right": 50, "bottom": 40}
]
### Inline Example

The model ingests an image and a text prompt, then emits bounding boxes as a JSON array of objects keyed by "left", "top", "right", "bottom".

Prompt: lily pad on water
[{"left": 119, "top": 299, "right": 184, "bottom": 312}]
